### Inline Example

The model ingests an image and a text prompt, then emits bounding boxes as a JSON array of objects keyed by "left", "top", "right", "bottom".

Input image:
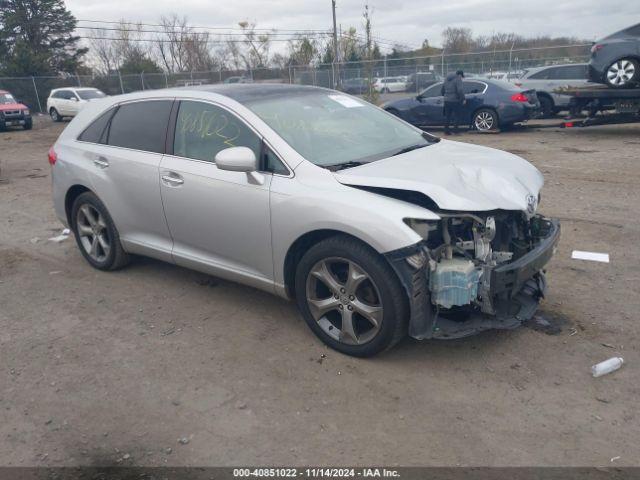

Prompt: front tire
[
  {"left": 294, "top": 235, "right": 408, "bottom": 357},
  {"left": 604, "top": 58, "right": 639, "bottom": 88},
  {"left": 473, "top": 108, "right": 498, "bottom": 132},
  {"left": 23, "top": 119, "right": 33, "bottom": 130},
  {"left": 70, "top": 192, "right": 130, "bottom": 271},
  {"left": 50, "top": 108, "right": 61, "bottom": 122}
]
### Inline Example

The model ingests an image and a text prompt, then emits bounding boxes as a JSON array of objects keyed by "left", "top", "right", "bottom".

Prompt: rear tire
[
  {"left": 604, "top": 58, "right": 639, "bottom": 88},
  {"left": 70, "top": 192, "right": 130, "bottom": 271},
  {"left": 538, "top": 96, "right": 555, "bottom": 118},
  {"left": 294, "top": 235, "right": 408, "bottom": 357},
  {"left": 50, "top": 108, "right": 61, "bottom": 122},
  {"left": 472, "top": 108, "right": 498, "bottom": 132}
]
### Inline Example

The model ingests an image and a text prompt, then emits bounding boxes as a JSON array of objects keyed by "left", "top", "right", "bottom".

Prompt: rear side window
[
  {"left": 107, "top": 100, "right": 172, "bottom": 153},
  {"left": 463, "top": 81, "right": 484, "bottom": 94},
  {"left": 529, "top": 69, "right": 550, "bottom": 80},
  {"left": 560, "top": 65, "right": 587, "bottom": 79},
  {"left": 173, "top": 100, "right": 261, "bottom": 163},
  {"left": 420, "top": 83, "right": 443, "bottom": 98},
  {"left": 78, "top": 108, "right": 114, "bottom": 144}
]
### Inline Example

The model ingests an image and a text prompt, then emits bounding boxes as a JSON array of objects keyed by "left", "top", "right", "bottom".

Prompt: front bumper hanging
[{"left": 386, "top": 216, "right": 561, "bottom": 340}]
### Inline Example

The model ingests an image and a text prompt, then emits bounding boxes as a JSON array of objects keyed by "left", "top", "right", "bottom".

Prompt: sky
[{"left": 66, "top": 0, "right": 640, "bottom": 53}]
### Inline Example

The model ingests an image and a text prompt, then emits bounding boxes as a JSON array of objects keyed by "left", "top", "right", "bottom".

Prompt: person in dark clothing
[{"left": 441, "top": 70, "right": 466, "bottom": 134}]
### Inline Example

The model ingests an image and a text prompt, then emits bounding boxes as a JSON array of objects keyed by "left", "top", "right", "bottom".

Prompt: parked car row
[{"left": 341, "top": 73, "right": 442, "bottom": 95}]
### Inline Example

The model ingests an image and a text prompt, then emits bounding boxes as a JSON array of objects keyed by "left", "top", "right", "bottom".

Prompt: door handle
[
  {"left": 93, "top": 156, "right": 109, "bottom": 168},
  {"left": 161, "top": 172, "right": 184, "bottom": 186}
]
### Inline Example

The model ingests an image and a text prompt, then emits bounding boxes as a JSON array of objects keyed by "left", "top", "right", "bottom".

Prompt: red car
[{"left": 0, "top": 89, "right": 32, "bottom": 131}]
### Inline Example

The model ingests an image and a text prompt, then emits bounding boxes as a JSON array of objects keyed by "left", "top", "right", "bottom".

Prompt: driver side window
[{"left": 173, "top": 100, "right": 261, "bottom": 163}]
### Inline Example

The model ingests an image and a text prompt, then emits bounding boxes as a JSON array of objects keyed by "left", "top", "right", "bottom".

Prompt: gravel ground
[{"left": 0, "top": 114, "right": 638, "bottom": 467}]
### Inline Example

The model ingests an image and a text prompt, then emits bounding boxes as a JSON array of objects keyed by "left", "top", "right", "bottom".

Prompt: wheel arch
[
  {"left": 536, "top": 91, "right": 554, "bottom": 106},
  {"left": 283, "top": 229, "right": 390, "bottom": 299},
  {"left": 64, "top": 184, "right": 92, "bottom": 226}
]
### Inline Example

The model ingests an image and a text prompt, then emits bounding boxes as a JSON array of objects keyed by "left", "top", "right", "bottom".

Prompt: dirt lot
[{"left": 0, "top": 115, "right": 638, "bottom": 467}]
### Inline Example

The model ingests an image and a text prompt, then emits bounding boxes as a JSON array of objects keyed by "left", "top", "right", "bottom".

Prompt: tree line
[{"left": 0, "top": 0, "right": 591, "bottom": 78}]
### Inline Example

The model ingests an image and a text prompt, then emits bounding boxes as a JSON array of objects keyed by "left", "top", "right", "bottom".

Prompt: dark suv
[
  {"left": 589, "top": 23, "right": 640, "bottom": 88},
  {"left": 0, "top": 89, "right": 32, "bottom": 131}
]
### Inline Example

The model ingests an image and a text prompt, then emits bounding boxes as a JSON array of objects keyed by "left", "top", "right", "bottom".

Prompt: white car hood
[{"left": 334, "top": 140, "right": 544, "bottom": 212}]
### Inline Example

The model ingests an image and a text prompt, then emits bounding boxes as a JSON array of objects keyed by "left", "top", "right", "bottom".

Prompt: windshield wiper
[
  {"left": 391, "top": 143, "right": 429, "bottom": 157},
  {"left": 324, "top": 161, "right": 367, "bottom": 171}
]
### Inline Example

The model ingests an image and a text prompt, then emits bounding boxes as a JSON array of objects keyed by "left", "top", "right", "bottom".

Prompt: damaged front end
[{"left": 386, "top": 211, "right": 560, "bottom": 339}]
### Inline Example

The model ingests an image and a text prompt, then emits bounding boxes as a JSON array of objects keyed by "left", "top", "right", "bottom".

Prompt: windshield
[
  {"left": 77, "top": 89, "right": 106, "bottom": 100},
  {"left": 245, "top": 91, "right": 434, "bottom": 167},
  {"left": 0, "top": 93, "right": 16, "bottom": 104}
]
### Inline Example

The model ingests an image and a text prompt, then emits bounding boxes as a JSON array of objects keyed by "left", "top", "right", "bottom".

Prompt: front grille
[{"left": 2, "top": 110, "right": 22, "bottom": 118}]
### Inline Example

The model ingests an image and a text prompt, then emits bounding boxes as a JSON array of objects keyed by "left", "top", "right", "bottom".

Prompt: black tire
[
  {"left": 294, "top": 235, "right": 408, "bottom": 357},
  {"left": 23, "top": 119, "right": 33, "bottom": 130},
  {"left": 472, "top": 108, "right": 499, "bottom": 132},
  {"left": 50, "top": 108, "right": 61, "bottom": 122},
  {"left": 604, "top": 58, "right": 640, "bottom": 89},
  {"left": 70, "top": 191, "right": 130, "bottom": 271},
  {"left": 538, "top": 95, "right": 555, "bottom": 118},
  {"left": 381, "top": 87, "right": 390, "bottom": 94}
]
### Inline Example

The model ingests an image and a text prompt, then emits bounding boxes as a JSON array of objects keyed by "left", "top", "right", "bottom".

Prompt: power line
[
  {"left": 77, "top": 19, "right": 330, "bottom": 34},
  {"left": 78, "top": 35, "right": 320, "bottom": 44},
  {"left": 75, "top": 25, "right": 333, "bottom": 38}
]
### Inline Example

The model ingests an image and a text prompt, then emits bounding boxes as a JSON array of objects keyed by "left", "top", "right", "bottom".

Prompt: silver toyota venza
[{"left": 50, "top": 84, "right": 560, "bottom": 357}]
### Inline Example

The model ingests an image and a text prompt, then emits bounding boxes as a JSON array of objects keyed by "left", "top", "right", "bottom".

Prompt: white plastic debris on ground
[
  {"left": 571, "top": 250, "right": 610, "bottom": 263},
  {"left": 592, "top": 357, "right": 624, "bottom": 377},
  {"left": 48, "top": 228, "right": 71, "bottom": 243}
]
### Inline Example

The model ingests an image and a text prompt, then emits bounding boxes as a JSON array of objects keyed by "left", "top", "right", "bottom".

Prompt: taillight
[
  {"left": 591, "top": 44, "right": 603, "bottom": 54},
  {"left": 48, "top": 147, "right": 57, "bottom": 166},
  {"left": 510, "top": 92, "right": 528, "bottom": 103}
]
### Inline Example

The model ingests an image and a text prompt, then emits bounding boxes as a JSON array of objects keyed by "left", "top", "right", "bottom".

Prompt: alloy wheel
[
  {"left": 474, "top": 111, "right": 495, "bottom": 131},
  {"left": 76, "top": 204, "right": 110, "bottom": 262},
  {"left": 305, "top": 257, "right": 383, "bottom": 345},
  {"left": 607, "top": 60, "right": 636, "bottom": 86}
]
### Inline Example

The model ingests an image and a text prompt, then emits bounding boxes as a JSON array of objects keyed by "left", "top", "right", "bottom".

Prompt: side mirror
[{"left": 215, "top": 146, "right": 258, "bottom": 172}]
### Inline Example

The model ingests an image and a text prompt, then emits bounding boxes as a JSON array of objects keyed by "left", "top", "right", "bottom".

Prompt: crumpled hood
[
  {"left": 334, "top": 139, "right": 544, "bottom": 212},
  {"left": 0, "top": 102, "right": 28, "bottom": 111}
]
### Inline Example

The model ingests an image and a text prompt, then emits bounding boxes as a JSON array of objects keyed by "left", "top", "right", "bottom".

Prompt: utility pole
[{"left": 332, "top": 0, "right": 340, "bottom": 88}]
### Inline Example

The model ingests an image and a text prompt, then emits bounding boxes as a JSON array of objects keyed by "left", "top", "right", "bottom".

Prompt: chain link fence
[{"left": 0, "top": 44, "right": 591, "bottom": 113}]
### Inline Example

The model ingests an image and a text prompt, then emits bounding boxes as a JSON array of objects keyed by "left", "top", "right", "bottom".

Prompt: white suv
[
  {"left": 47, "top": 87, "right": 107, "bottom": 122},
  {"left": 374, "top": 77, "right": 408, "bottom": 93}
]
